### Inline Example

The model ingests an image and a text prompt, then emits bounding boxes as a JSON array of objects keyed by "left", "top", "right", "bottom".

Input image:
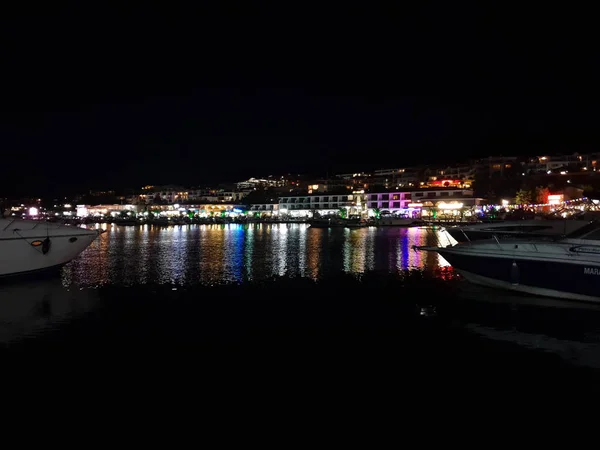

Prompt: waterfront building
[
  {"left": 83, "top": 204, "right": 141, "bottom": 217},
  {"left": 132, "top": 187, "right": 249, "bottom": 205},
  {"left": 408, "top": 187, "right": 485, "bottom": 220},
  {"left": 372, "top": 167, "right": 421, "bottom": 188},
  {"left": 424, "top": 164, "right": 476, "bottom": 182},
  {"left": 474, "top": 156, "right": 521, "bottom": 177},
  {"left": 249, "top": 203, "right": 279, "bottom": 216},
  {"left": 80, "top": 203, "right": 245, "bottom": 218},
  {"left": 525, "top": 153, "right": 591, "bottom": 174},
  {"left": 187, "top": 189, "right": 248, "bottom": 203},
  {"left": 135, "top": 185, "right": 189, "bottom": 204},
  {"left": 366, "top": 191, "right": 412, "bottom": 211},
  {"left": 364, "top": 188, "right": 484, "bottom": 219},
  {"left": 236, "top": 176, "right": 286, "bottom": 190},
  {"left": 278, "top": 192, "right": 367, "bottom": 218}
]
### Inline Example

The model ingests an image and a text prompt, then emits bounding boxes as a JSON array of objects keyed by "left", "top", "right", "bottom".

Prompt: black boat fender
[{"left": 41, "top": 237, "right": 51, "bottom": 255}]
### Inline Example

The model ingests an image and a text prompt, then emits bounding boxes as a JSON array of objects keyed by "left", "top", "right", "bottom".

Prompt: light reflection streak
[
  {"left": 272, "top": 224, "right": 289, "bottom": 276},
  {"left": 135, "top": 224, "right": 151, "bottom": 284},
  {"left": 342, "top": 229, "right": 351, "bottom": 272},
  {"left": 342, "top": 228, "right": 367, "bottom": 273},
  {"left": 65, "top": 224, "right": 454, "bottom": 287},
  {"left": 363, "top": 227, "right": 376, "bottom": 272},
  {"left": 401, "top": 227, "right": 425, "bottom": 270},
  {"left": 151, "top": 225, "right": 189, "bottom": 284},
  {"left": 297, "top": 225, "right": 307, "bottom": 274},
  {"left": 223, "top": 224, "right": 245, "bottom": 282},
  {"left": 244, "top": 225, "right": 254, "bottom": 280},
  {"left": 306, "top": 228, "right": 322, "bottom": 279},
  {"left": 198, "top": 224, "right": 225, "bottom": 283},
  {"left": 400, "top": 232, "right": 409, "bottom": 269},
  {"left": 123, "top": 226, "right": 145, "bottom": 283}
]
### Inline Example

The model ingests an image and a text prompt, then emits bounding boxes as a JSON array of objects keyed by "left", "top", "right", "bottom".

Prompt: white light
[
  {"left": 28, "top": 207, "right": 38, "bottom": 216},
  {"left": 438, "top": 202, "right": 464, "bottom": 210},
  {"left": 548, "top": 195, "right": 563, "bottom": 205},
  {"left": 174, "top": 203, "right": 180, "bottom": 209}
]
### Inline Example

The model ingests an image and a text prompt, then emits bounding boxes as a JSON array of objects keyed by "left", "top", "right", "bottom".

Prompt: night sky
[{"left": 1, "top": 4, "right": 597, "bottom": 196}]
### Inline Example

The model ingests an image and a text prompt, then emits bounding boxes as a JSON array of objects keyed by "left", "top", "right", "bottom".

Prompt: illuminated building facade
[
  {"left": 278, "top": 193, "right": 367, "bottom": 217},
  {"left": 249, "top": 203, "right": 279, "bottom": 215},
  {"left": 367, "top": 192, "right": 412, "bottom": 211},
  {"left": 236, "top": 176, "right": 287, "bottom": 190},
  {"left": 409, "top": 188, "right": 485, "bottom": 220},
  {"left": 372, "top": 168, "right": 420, "bottom": 188}
]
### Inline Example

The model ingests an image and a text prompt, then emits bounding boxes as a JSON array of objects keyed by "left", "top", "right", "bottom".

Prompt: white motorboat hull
[
  {"left": 378, "top": 218, "right": 420, "bottom": 226},
  {"left": 418, "top": 222, "right": 600, "bottom": 302},
  {"left": 430, "top": 244, "right": 600, "bottom": 303},
  {"left": 0, "top": 219, "right": 99, "bottom": 278}
]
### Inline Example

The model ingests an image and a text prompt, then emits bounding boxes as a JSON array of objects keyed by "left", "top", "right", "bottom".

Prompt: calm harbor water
[
  {"left": 1, "top": 223, "right": 600, "bottom": 385},
  {"left": 62, "top": 223, "right": 453, "bottom": 287}
]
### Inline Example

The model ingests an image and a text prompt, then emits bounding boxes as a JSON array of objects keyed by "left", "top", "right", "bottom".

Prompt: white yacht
[
  {"left": 0, "top": 218, "right": 100, "bottom": 278},
  {"left": 418, "top": 220, "right": 600, "bottom": 303},
  {"left": 445, "top": 210, "right": 600, "bottom": 243},
  {"left": 378, "top": 217, "right": 421, "bottom": 226}
]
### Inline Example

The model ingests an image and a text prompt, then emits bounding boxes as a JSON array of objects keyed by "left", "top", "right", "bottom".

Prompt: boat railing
[
  {"left": 460, "top": 228, "right": 471, "bottom": 244},
  {"left": 492, "top": 235, "right": 502, "bottom": 249}
]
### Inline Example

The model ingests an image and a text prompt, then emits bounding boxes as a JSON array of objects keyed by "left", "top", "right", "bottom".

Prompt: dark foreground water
[{"left": 1, "top": 224, "right": 600, "bottom": 397}]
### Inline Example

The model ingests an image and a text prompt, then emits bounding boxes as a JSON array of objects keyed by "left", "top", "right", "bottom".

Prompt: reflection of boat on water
[
  {"left": 113, "top": 219, "right": 139, "bottom": 226},
  {"left": 417, "top": 220, "right": 600, "bottom": 303},
  {"left": 0, "top": 280, "right": 100, "bottom": 345},
  {"left": 309, "top": 218, "right": 368, "bottom": 228},
  {"left": 0, "top": 219, "right": 100, "bottom": 278},
  {"left": 458, "top": 282, "right": 600, "bottom": 311}
]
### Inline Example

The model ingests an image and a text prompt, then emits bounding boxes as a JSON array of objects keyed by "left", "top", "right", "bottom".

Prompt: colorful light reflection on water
[{"left": 63, "top": 224, "right": 455, "bottom": 287}]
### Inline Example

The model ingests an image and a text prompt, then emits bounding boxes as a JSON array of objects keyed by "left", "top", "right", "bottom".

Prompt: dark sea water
[{"left": 1, "top": 224, "right": 600, "bottom": 394}]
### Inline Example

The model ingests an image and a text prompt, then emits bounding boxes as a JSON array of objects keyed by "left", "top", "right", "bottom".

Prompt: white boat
[
  {"left": 308, "top": 218, "right": 368, "bottom": 228},
  {"left": 377, "top": 217, "right": 421, "bottom": 226},
  {"left": 417, "top": 220, "right": 600, "bottom": 303},
  {"left": 0, "top": 219, "right": 100, "bottom": 278}
]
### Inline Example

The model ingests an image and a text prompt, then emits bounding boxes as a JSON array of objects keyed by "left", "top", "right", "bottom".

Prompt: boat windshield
[{"left": 565, "top": 220, "right": 600, "bottom": 239}]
